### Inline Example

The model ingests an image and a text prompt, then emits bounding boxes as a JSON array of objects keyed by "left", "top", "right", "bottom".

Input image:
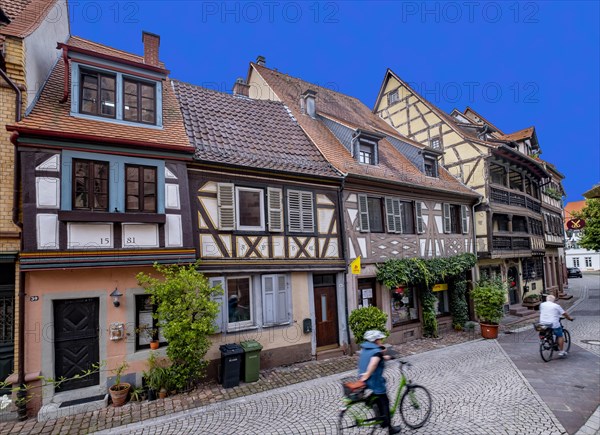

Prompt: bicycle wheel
[
  {"left": 540, "top": 338, "right": 553, "bottom": 362},
  {"left": 338, "top": 400, "right": 381, "bottom": 434},
  {"left": 563, "top": 329, "right": 571, "bottom": 353},
  {"left": 399, "top": 385, "right": 432, "bottom": 429}
]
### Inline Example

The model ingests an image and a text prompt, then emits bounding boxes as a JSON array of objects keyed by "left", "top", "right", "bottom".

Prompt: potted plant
[
  {"left": 138, "top": 325, "right": 160, "bottom": 349},
  {"left": 144, "top": 352, "right": 169, "bottom": 399},
  {"left": 471, "top": 277, "right": 507, "bottom": 339},
  {"left": 108, "top": 361, "right": 131, "bottom": 407}
]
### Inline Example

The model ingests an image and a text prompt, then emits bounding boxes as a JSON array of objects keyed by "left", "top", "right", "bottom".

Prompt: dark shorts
[{"left": 553, "top": 327, "right": 564, "bottom": 338}]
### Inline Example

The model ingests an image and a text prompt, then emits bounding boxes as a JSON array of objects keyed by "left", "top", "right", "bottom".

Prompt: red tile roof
[
  {"left": 8, "top": 37, "right": 191, "bottom": 152},
  {"left": 252, "top": 64, "right": 478, "bottom": 197},
  {"left": 172, "top": 80, "right": 340, "bottom": 178},
  {"left": 496, "top": 126, "right": 535, "bottom": 142},
  {"left": 0, "top": 0, "right": 56, "bottom": 37}
]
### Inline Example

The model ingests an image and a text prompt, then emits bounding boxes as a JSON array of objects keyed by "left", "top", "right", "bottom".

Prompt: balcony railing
[
  {"left": 492, "top": 236, "right": 531, "bottom": 251},
  {"left": 490, "top": 186, "right": 541, "bottom": 213}
]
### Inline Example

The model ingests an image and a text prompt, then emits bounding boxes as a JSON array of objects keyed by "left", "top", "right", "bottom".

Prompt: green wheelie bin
[{"left": 240, "top": 340, "right": 263, "bottom": 383}]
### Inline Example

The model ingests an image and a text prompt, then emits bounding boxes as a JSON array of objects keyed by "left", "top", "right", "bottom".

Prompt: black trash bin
[{"left": 219, "top": 343, "right": 243, "bottom": 388}]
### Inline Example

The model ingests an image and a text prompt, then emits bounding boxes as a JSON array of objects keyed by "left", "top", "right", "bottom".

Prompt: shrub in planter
[
  {"left": 348, "top": 306, "right": 388, "bottom": 344},
  {"left": 471, "top": 277, "right": 507, "bottom": 338}
]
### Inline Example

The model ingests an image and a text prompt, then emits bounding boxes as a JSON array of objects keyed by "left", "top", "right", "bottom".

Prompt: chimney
[
  {"left": 256, "top": 55, "right": 266, "bottom": 66},
  {"left": 142, "top": 31, "right": 160, "bottom": 67},
  {"left": 233, "top": 77, "right": 250, "bottom": 97},
  {"left": 301, "top": 89, "right": 317, "bottom": 118}
]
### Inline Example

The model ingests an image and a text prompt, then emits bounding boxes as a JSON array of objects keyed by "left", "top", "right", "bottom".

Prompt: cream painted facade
[{"left": 374, "top": 71, "right": 562, "bottom": 307}]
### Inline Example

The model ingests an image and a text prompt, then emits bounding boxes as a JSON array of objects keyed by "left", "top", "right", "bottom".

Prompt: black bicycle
[{"left": 535, "top": 317, "right": 573, "bottom": 362}]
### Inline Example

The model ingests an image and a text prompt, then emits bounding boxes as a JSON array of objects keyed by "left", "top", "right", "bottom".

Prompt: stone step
[
  {"left": 509, "top": 307, "right": 532, "bottom": 317},
  {"left": 316, "top": 347, "right": 345, "bottom": 361}
]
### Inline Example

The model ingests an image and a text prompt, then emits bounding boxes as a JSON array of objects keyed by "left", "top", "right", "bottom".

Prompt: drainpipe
[
  {"left": 336, "top": 178, "right": 352, "bottom": 354},
  {"left": 1, "top": 67, "right": 27, "bottom": 419},
  {"left": 471, "top": 195, "right": 484, "bottom": 280}
]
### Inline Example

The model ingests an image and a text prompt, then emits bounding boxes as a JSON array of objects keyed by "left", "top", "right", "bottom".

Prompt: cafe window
[
  {"left": 433, "top": 289, "right": 450, "bottom": 316},
  {"left": 391, "top": 286, "right": 419, "bottom": 326}
]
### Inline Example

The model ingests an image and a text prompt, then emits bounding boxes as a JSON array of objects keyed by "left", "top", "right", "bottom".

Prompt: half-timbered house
[
  {"left": 171, "top": 79, "right": 346, "bottom": 366},
  {"left": 7, "top": 33, "right": 195, "bottom": 414},
  {"left": 245, "top": 61, "right": 480, "bottom": 343},
  {"left": 374, "top": 70, "right": 560, "bottom": 312}
]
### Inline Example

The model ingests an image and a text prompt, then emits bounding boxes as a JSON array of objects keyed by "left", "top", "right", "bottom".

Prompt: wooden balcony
[{"left": 490, "top": 186, "right": 541, "bottom": 213}]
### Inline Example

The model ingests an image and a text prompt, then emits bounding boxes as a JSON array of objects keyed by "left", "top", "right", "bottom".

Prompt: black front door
[
  {"left": 0, "top": 284, "right": 14, "bottom": 395},
  {"left": 507, "top": 266, "right": 520, "bottom": 305},
  {"left": 54, "top": 298, "right": 100, "bottom": 392}
]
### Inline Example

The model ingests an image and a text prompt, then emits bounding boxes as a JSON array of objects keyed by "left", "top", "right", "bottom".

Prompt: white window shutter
[
  {"left": 209, "top": 277, "right": 226, "bottom": 333},
  {"left": 443, "top": 203, "right": 451, "bottom": 234},
  {"left": 217, "top": 183, "right": 235, "bottom": 230},
  {"left": 416, "top": 202, "right": 424, "bottom": 234},
  {"left": 385, "top": 197, "right": 395, "bottom": 233},
  {"left": 358, "top": 194, "right": 370, "bottom": 232},
  {"left": 276, "top": 275, "right": 288, "bottom": 323},
  {"left": 393, "top": 200, "right": 403, "bottom": 234},
  {"left": 262, "top": 275, "right": 275, "bottom": 325},
  {"left": 268, "top": 187, "right": 283, "bottom": 232},
  {"left": 461, "top": 205, "right": 469, "bottom": 234},
  {"left": 287, "top": 191, "right": 301, "bottom": 232},
  {"left": 301, "top": 191, "right": 314, "bottom": 232}
]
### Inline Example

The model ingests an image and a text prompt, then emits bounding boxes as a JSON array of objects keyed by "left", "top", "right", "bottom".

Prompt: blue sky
[{"left": 68, "top": 1, "right": 599, "bottom": 201}]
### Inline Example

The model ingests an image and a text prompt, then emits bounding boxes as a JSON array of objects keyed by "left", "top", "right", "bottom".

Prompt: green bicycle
[{"left": 338, "top": 360, "right": 432, "bottom": 433}]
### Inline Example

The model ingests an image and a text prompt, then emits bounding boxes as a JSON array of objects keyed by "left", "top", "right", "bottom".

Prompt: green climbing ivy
[
  {"left": 450, "top": 279, "right": 469, "bottom": 330},
  {"left": 376, "top": 253, "right": 476, "bottom": 337}
]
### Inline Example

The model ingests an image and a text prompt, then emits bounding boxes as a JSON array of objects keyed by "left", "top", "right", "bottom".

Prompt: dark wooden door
[
  {"left": 0, "top": 285, "right": 14, "bottom": 395},
  {"left": 507, "top": 266, "right": 520, "bottom": 305},
  {"left": 54, "top": 298, "right": 99, "bottom": 392},
  {"left": 314, "top": 286, "right": 338, "bottom": 347}
]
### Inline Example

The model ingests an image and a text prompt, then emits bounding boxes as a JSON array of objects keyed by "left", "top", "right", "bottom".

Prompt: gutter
[{"left": 336, "top": 177, "right": 352, "bottom": 355}]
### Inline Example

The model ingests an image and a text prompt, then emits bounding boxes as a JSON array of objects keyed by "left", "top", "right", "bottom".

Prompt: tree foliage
[
  {"left": 573, "top": 198, "right": 600, "bottom": 252},
  {"left": 136, "top": 262, "right": 222, "bottom": 390}
]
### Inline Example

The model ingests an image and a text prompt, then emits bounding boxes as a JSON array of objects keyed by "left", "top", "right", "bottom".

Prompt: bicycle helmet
[{"left": 364, "top": 330, "right": 386, "bottom": 342}]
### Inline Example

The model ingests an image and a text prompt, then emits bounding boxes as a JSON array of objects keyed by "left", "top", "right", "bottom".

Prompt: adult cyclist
[
  {"left": 539, "top": 294, "right": 574, "bottom": 357},
  {"left": 357, "top": 330, "right": 401, "bottom": 434}
]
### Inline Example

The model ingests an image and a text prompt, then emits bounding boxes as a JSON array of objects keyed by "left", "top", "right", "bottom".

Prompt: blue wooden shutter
[
  {"left": 262, "top": 275, "right": 276, "bottom": 325},
  {"left": 394, "top": 199, "right": 403, "bottom": 234},
  {"left": 276, "top": 275, "right": 288, "bottom": 323},
  {"left": 300, "top": 192, "right": 314, "bottom": 232},
  {"left": 209, "top": 277, "right": 226, "bottom": 333},
  {"left": 268, "top": 187, "right": 283, "bottom": 232}
]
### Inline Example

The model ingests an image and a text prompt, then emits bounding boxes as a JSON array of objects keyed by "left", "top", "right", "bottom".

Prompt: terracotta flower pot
[
  {"left": 150, "top": 341, "right": 159, "bottom": 350},
  {"left": 109, "top": 382, "right": 131, "bottom": 407},
  {"left": 480, "top": 323, "right": 499, "bottom": 339}
]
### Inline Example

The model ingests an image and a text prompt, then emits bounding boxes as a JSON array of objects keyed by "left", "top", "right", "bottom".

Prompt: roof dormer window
[
  {"left": 80, "top": 70, "right": 116, "bottom": 118},
  {"left": 424, "top": 155, "right": 438, "bottom": 177},
  {"left": 124, "top": 79, "right": 156, "bottom": 124},
  {"left": 71, "top": 63, "right": 163, "bottom": 128},
  {"left": 359, "top": 143, "right": 375, "bottom": 164}
]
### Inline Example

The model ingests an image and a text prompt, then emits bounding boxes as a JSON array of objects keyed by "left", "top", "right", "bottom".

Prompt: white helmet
[{"left": 364, "top": 330, "right": 386, "bottom": 342}]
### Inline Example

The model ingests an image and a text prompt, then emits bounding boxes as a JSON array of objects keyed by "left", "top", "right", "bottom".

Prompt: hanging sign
[
  {"left": 432, "top": 283, "right": 448, "bottom": 292},
  {"left": 567, "top": 219, "right": 585, "bottom": 230},
  {"left": 350, "top": 256, "right": 361, "bottom": 275}
]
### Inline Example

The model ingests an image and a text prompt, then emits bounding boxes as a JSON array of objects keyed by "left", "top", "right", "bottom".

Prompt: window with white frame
[
  {"left": 585, "top": 257, "right": 592, "bottom": 267},
  {"left": 430, "top": 137, "right": 441, "bottom": 150},
  {"left": 359, "top": 143, "right": 375, "bottom": 165},
  {"left": 236, "top": 187, "right": 265, "bottom": 231},
  {"left": 573, "top": 257, "right": 580, "bottom": 267},
  {"left": 209, "top": 274, "right": 290, "bottom": 332},
  {"left": 287, "top": 190, "right": 314, "bottom": 233},
  {"left": 424, "top": 155, "right": 438, "bottom": 177}
]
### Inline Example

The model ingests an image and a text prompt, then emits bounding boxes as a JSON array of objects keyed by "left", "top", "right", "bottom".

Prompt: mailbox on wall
[{"left": 303, "top": 318, "right": 312, "bottom": 334}]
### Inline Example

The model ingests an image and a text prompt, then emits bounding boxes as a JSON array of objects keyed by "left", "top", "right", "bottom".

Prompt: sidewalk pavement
[{"left": 0, "top": 294, "right": 582, "bottom": 435}]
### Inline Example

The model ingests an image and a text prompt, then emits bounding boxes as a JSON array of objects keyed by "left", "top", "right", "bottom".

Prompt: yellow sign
[
  {"left": 350, "top": 256, "right": 361, "bottom": 275},
  {"left": 432, "top": 283, "right": 448, "bottom": 292}
]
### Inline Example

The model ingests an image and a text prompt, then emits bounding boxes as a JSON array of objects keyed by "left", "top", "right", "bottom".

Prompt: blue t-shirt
[{"left": 358, "top": 341, "right": 386, "bottom": 394}]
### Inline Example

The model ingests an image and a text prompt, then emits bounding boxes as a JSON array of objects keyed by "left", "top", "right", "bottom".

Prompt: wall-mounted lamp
[{"left": 110, "top": 288, "right": 123, "bottom": 307}]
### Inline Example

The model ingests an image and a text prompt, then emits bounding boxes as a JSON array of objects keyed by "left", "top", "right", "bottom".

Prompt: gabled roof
[
  {"left": 0, "top": 0, "right": 57, "bottom": 38},
  {"left": 171, "top": 80, "right": 340, "bottom": 178},
  {"left": 462, "top": 107, "right": 505, "bottom": 134},
  {"left": 7, "top": 36, "right": 191, "bottom": 152},
  {"left": 583, "top": 184, "right": 600, "bottom": 200},
  {"left": 62, "top": 36, "right": 167, "bottom": 72},
  {"left": 564, "top": 200, "right": 587, "bottom": 219},
  {"left": 496, "top": 126, "right": 535, "bottom": 142},
  {"left": 251, "top": 64, "right": 478, "bottom": 198}
]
